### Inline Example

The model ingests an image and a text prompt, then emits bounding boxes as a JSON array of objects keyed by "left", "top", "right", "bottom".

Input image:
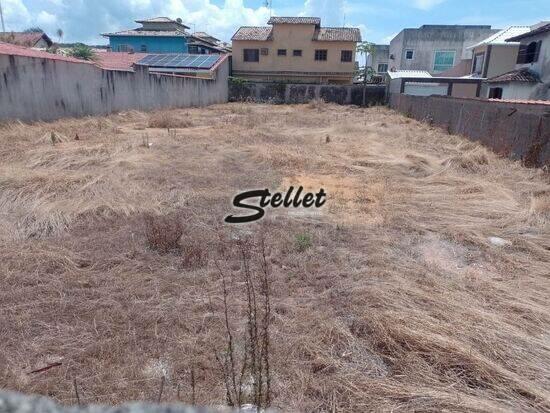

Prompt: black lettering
[
  {"left": 302, "top": 193, "right": 315, "bottom": 208},
  {"left": 315, "top": 188, "right": 327, "bottom": 207},
  {"left": 271, "top": 193, "right": 283, "bottom": 208},
  {"left": 225, "top": 189, "right": 268, "bottom": 224}
]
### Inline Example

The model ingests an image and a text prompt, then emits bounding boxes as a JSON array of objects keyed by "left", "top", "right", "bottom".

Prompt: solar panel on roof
[{"left": 136, "top": 53, "right": 220, "bottom": 69}]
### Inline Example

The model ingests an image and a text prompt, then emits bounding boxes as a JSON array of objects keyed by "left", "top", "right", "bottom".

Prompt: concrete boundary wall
[
  {"left": 389, "top": 93, "right": 550, "bottom": 168},
  {"left": 0, "top": 54, "right": 229, "bottom": 122},
  {"left": 229, "top": 81, "right": 386, "bottom": 106}
]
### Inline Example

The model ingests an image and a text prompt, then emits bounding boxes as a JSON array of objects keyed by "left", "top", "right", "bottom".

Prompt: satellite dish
[{"left": 176, "top": 18, "right": 183, "bottom": 23}]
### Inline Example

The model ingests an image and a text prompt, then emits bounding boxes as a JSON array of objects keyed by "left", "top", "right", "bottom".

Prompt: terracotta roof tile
[
  {"left": 0, "top": 42, "right": 93, "bottom": 64},
  {"left": 94, "top": 52, "right": 148, "bottom": 71},
  {"left": 231, "top": 27, "right": 273, "bottom": 41},
  {"left": 486, "top": 68, "right": 541, "bottom": 83},
  {"left": 267, "top": 17, "right": 321, "bottom": 25},
  {"left": 314, "top": 27, "right": 362, "bottom": 42}
]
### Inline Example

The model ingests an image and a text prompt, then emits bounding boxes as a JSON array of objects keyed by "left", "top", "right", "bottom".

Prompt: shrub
[
  {"left": 295, "top": 233, "right": 312, "bottom": 252},
  {"left": 68, "top": 43, "right": 96, "bottom": 61},
  {"left": 148, "top": 112, "right": 193, "bottom": 129},
  {"left": 144, "top": 214, "right": 183, "bottom": 254}
]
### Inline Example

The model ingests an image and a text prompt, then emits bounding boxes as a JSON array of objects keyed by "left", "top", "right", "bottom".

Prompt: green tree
[
  {"left": 356, "top": 41, "right": 376, "bottom": 84},
  {"left": 68, "top": 43, "right": 96, "bottom": 61}
]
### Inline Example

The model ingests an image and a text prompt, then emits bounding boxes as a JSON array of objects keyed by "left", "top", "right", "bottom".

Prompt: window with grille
[
  {"left": 315, "top": 49, "right": 328, "bottom": 61},
  {"left": 517, "top": 41, "right": 541, "bottom": 64},
  {"left": 488, "top": 87, "right": 503, "bottom": 99},
  {"left": 243, "top": 49, "right": 260, "bottom": 62},
  {"left": 405, "top": 49, "right": 414, "bottom": 59},
  {"left": 277, "top": 49, "right": 287, "bottom": 56},
  {"left": 293, "top": 49, "right": 302, "bottom": 57},
  {"left": 341, "top": 50, "right": 353, "bottom": 62},
  {"left": 377, "top": 63, "right": 388, "bottom": 73},
  {"left": 433, "top": 50, "right": 455, "bottom": 72}
]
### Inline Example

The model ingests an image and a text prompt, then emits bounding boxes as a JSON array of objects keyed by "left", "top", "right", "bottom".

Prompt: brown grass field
[{"left": 0, "top": 102, "right": 549, "bottom": 412}]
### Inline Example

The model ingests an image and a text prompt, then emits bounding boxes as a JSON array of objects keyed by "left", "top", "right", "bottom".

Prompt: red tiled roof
[
  {"left": 94, "top": 52, "right": 148, "bottom": 71},
  {"left": 0, "top": 32, "right": 52, "bottom": 47},
  {"left": 486, "top": 68, "right": 541, "bottom": 83},
  {"left": 0, "top": 42, "right": 93, "bottom": 64},
  {"left": 314, "top": 27, "right": 362, "bottom": 42},
  {"left": 231, "top": 27, "right": 273, "bottom": 41}
]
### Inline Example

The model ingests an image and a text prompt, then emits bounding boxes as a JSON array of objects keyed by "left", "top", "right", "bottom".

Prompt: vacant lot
[{"left": 0, "top": 103, "right": 549, "bottom": 412}]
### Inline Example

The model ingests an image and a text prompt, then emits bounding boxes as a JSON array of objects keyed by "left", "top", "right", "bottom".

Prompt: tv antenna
[
  {"left": 264, "top": 0, "right": 273, "bottom": 16},
  {"left": 0, "top": 0, "right": 6, "bottom": 33}
]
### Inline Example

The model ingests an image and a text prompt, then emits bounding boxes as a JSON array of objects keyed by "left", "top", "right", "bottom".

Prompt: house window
[
  {"left": 293, "top": 49, "right": 302, "bottom": 57},
  {"left": 488, "top": 87, "right": 503, "bottom": 99},
  {"left": 261, "top": 48, "right": 269, "bottom": 56},
  {"left": 433, "top": 50, "right": 455, "bottom": 72},
  {"left": 140, "top": 44, "right": 147, "bottom": 52},
  {"left": 188, "top": 45, "right": 199, "bottom": 54},
  {"left": 472, "top": 52, "right": 485, "bottom": 75},
  {"left": 341, "top": 50, "right": 353, "bottom": 62},
  {"left": 277, "top": 49, "right": 287, "bottom": 56},
  {"left": 243, "top": 48, "right": 260, "bottom": 62},
  {"left": 315, "top": 49, "right": 328, "bottom": 61},
  {"left": 405, "top": 49, "right": 414, "bottom": 60},
  {"left": 517, "top": 41, "right": 541, "bottom": 64},
  {"left": 118, "top": 44, "right": 133, "bottom": 52},
  {"left": 377, "top": 63, "right": 388, "bottom": 73}
]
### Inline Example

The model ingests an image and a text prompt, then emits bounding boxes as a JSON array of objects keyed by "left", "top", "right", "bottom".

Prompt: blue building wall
[{"left": 109, "top": 36, "right": 188, "bottom": 53}]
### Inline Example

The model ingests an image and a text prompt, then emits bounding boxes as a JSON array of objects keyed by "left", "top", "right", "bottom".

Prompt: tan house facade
[{"left": 231, "top": 17, "right": 361, "bottom": 84}]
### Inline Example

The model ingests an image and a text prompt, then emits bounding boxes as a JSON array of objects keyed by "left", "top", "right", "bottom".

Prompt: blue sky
[{"left": 1, "top": 0, "right": 548, "bottom": 44}]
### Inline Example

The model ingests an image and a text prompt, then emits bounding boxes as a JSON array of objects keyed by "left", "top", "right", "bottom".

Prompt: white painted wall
[{"left": 0, "top": 54, "right": 229, "bottom": 121}]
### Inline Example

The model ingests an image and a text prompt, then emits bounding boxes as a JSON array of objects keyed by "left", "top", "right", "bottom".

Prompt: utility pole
[{"left": 0, "top": 0, "right": 6, "bottom": 33}]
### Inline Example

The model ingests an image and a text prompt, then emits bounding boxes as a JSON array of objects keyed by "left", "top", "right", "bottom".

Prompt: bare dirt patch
[{"left": 0, "top": 103, "right": 549, "bottom": 412}]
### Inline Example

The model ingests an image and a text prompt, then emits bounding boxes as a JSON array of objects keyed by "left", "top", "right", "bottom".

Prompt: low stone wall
[
  {"left": 389, "top": 93, "right": 550, "bottom": 168},
  {"left": 229, "top": 81, "right": 386, "bottom": 106}
]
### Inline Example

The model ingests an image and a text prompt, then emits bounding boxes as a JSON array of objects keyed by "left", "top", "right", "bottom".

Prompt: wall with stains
[
  {"left": 389, "top": 93, "right": 550, "bottom": 168},
  {"left": 0, "top": 54, "right": 229, "bottom": 122}
]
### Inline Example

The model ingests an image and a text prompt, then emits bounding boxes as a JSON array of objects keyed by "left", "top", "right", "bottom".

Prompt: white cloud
[
  {"left": 383, "top": 32, "right": 398, "bottom": 43},
  {"left": 2, "top": 0, "right": 271, "bottom": 43},
  {"left": 412, "top": 0, "right": 446, "bottom": 10},
  {"left": 303, "top": 0, "right": 345, "bottom": 26}
]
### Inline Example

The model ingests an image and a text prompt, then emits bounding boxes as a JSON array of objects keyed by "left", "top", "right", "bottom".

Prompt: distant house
[
  {"left": 389, "top": 25, "right": 499, "bottom": 75},
  {"left": 188, "top": 32, "right": 231, "bottom": 54},
  {"left": 103, "top": 17, "right": 191, "bottom": 53},
  {"left": 0, "top": 31, "right": 53, "bottom": 49},
  {"left": 231, "top": 17, "right": 361, "bottom": 84},
  {"left": 485, "top": 22, "right": 550, "bottom": 100},
  {"left": 467, "top": 26, "right": 531, "bottom": 78},
  {"left": 367, "top": 44, "right": 389, "bottom": 78}
]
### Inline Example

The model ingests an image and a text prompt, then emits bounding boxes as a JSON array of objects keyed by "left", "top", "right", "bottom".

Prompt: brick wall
[{"left": 389, "top": 94, "right": 550, "bottom": 168}]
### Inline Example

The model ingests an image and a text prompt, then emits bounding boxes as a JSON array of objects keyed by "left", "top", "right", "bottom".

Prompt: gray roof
[
  {"left": 268, "top": 17, "right": 321, "bottom": 25},
  {"left": 102, "top": 29, "right": 187, "bottom": 37},
  {"left": 314, "top": 27, "right": 362, "bottom": 42},
  {"left": 134, "top": 17, "right": 190, "bottom": 29},
  {"left": 231, "top": 27, "right": 273, "bottom": 41},
  {"left": 506, "top": 22, "right": 550, "bottom": 41}
]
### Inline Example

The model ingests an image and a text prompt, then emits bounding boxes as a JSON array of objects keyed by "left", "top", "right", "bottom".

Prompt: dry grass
[{"left": 0, "top": 103, "right": 549, "bottom": 412}]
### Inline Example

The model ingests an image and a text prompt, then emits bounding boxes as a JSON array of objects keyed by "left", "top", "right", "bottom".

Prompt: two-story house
[
  {"left": 389, "top": 25, "right": 499, "bottom": 76},
  {"left": 231, "top": 17, "right": 361, "bottom": 84},
  {"left": 485, "top": 22, "right": 550, "bottom": 100},
  {"left": 103, "top": 17, "right": 191, "bottom": 53},
  {"left": 367, "top": 44, "right": 390, "bottom": 77}
]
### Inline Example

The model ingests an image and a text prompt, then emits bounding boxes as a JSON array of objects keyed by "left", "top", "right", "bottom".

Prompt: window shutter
[
  {"left": 516, "top": 44, "right": 527, "bottom": 64},
  {"left": 533, "top": 41, "right": 542, "bottom": 63}
]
